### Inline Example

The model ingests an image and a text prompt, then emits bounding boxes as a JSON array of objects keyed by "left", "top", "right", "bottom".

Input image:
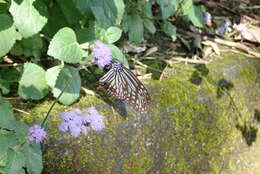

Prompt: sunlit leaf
[
  {"left": 105, "top": 26, "right": 122, "bottom": 44},
  {"left": 108, "top": 44, "right": 129, "bottom": 68},
  {"left": 48, "top": 27, "right": 84, "bottom": 63},
  {"left": 9, "top": 0, "right": 48, "bottom": 38},
  {"left": 46, "top": 65, "right": 81, "bottom": 105},
  {"left": 18, "top": 63, "right": 49, "bottom": 100},
  {"left": 0, "top": 14, "right": 19, "bottom": 57}
]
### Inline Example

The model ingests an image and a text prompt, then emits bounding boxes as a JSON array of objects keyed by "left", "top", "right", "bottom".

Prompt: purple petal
[{"left": 92, "top": 40, "right": 112, "bottom": 67}]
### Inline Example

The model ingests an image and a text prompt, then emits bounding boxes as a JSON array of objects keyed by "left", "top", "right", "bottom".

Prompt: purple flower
[
  {"left": 92, "top": 40, "right": 112, "bottom": 67},
  {"left": 58, "top": 107, "right": 105, "bottom": 137},
  {"left": 85, "top": 107, "right": 105, "bottom": 131},
  {"left": 58, "top": 109, "right": 89, "bottom": 137},
  {"left": 203, "top": 12, "right": 212, "bottom": 24},
  {"left": 28, "top": 125, "right": 47, "bottom": 143}
]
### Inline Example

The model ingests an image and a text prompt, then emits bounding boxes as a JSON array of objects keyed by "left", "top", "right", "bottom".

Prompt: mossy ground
[{"left": 13, "top": 53, "right": 260, "bottom": 174}]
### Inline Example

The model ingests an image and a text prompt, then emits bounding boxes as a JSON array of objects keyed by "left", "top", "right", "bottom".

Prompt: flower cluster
[
  {"left": 28, "top": 125, "right": 47, "bottom": 143},
  {"left": 58, "top": 107, "right": 105, "bottom": 137},
  {"left": 92, "top": 40, "right": 112, "bottom": 67},
  {"left": 83, "top": 106, "right": 105, "bottom": 131},
  {"left": 58, "top": 109, "right": 88, "bottom": 137}
]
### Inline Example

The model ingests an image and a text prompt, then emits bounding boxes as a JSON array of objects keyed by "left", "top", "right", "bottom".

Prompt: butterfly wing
[
  {"left": 99, "top": 63, "right": 151, "bottom": 113},
  {"left": 99, "top": 68, "right": 126, "bottom": 100},
  {"left": 121, "top": 66, "right": 151, "bottom": 113}
]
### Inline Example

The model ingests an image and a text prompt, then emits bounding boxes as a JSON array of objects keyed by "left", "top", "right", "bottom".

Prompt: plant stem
[{"left": 41, "top": 71, "right": 77, "bottom": 127}]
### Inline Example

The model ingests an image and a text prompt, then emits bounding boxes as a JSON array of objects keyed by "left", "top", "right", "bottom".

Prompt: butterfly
[{"left": 99, "top": 60, "right": 151, "bottom": 113}]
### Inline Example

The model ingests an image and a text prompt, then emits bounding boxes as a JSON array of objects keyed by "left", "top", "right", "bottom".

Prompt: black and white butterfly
[{"left": 99, "top": 60, "right": 151, "bottom": 113}]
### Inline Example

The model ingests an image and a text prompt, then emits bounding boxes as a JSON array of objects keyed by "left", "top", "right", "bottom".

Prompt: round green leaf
[
  {"left": 0, "top": 14, "right": 19, "bottom": 57},
  {"left": 18, "top": 63, "right": 49, "bottom": 100},
  {"left": 9, "top": 0, "right": 48, "bottom": 38},
  {"left": 48, "top": 27, "right": 84, "bottom": 63},
  {"left": 46, "top": 65, "right": 81, "bottom": 105},
  {"left": 105, "top": 26, "right": 122, "bottom": 44}
]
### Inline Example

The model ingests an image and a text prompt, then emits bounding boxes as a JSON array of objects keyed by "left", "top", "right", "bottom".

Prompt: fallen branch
[
  {"left": 204, "top": 36, "right": 260, "bottom": 58},
  {"left": 81, "top": 87, "right": 95, "bottom": 96},
  {"left": 13, "top": 108, "right": 30, "bottom": 115},
  {"left": 170, "top": 57, "right": 210, "bottom": 64},
  {"left": 134, "top": 59, "right": 163, "bottom": 72}
]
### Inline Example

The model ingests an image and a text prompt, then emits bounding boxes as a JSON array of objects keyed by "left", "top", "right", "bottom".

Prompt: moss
[{"left": 11, "top": 53, "right": 260, "bottom": 174}]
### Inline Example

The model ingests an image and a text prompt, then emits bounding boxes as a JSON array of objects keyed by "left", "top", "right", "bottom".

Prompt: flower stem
[{"left": 41, "top": 71, "right": 77, "bottom": 127}]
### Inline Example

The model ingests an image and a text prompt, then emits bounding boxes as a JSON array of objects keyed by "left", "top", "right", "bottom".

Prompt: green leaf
[
  {"left": 144, "top": 19, "right": 156, "bottom": 34},
  {"left": 73, "top": 0, "right": 93, "bottom": 16},
  {"left": 56, "top": 0, "right": 83, "bottom": 25},
  {"left": 48, "top": 27, "right": 84, "bottom": 63},
  {"left": 180, "top": 0, "right": 193, "bottom": 15},
  {"left": 127, "top": 14, "right": 143, "bottom": 43},
  {"left": 94, "top": 25, "right": 107, "bottom": 41},
  {"left": 0, "top": 1, "right": 8, "bottom": 14},
  {"left": 9, "top": 42, "right": 23, "bottom": 56},
  {"left": 45, "top": 65, "right": 62, "bottom": 89},
  {"left": 0, "top": 79, "right": 10, "bottom": 94},
  {"left": 162, "top": 21, "right": 176, "bottom": 41},
  {"left": 12, "top": 34, "right": 44, "bottom": 59},
  {"left": 0, "top": 67, "right": 19, "bottom": 94},
  {"left": 0, "top": 131, "right": 19, "bottom": 156},
  {"left": 90, "top": 0, "right": 117, "bottom": 28},
  {"left": 9, "top": 0, "right": 48, "bottom": 38},
  {"left": 18, "top": 63, "right": 49, "bottom": 100},
  {"left": 13, "top": 121, "right": 29, "bottom": 138},
  {"left": 114, "top": 0, "right": 125, "bottom": 25},
  {"left": 76, "top": 27, "right": 95, "bottom": 44},
  {"left": 108, "top": 44, "right": 129, "bottom": 68},
  {"left": 143, "top": 2, "right": 153, "bottom": 18},
  {"left": 46, "top": 65, "right": 81, "bottom": 105},
  {"left": 23, "top": 143, "right": 42, "bottom": 174},
  {"left": 186, "top": 5, "right": 203, "bottom": 28},
  {"left": 0, "top": 14, "right": 19, "bottom": 57},
  {"left": 42, "top": 4, "right": 69, "bottom": 37},
  {"left": 0, "top": 67, "right": 20, "bottom": 82},
  {"left": 105, "top": 26, "right": 122, "bottom": 44},
  {"left": 0, "top": 96, "right": 16, "bottom": 130},
  {"left": 157, "top": 0, "right": 178, "bottom": 19},
  {"left": 4, "top": 149, "right": 25, "bottom": 174}
]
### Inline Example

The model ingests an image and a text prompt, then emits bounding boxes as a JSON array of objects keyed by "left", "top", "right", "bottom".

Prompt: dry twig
[
  {"left": 81, "top": 87, "right": 95, "bottom": 96},
  {"left": 170, "top": 57, "right": 210, "bottom": 64},
  {"left": 13, "top": 108, "right": 30, "bottom": 115},
  {"left": 204, "top": 36, "right": 260, "bottom": 58}
]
